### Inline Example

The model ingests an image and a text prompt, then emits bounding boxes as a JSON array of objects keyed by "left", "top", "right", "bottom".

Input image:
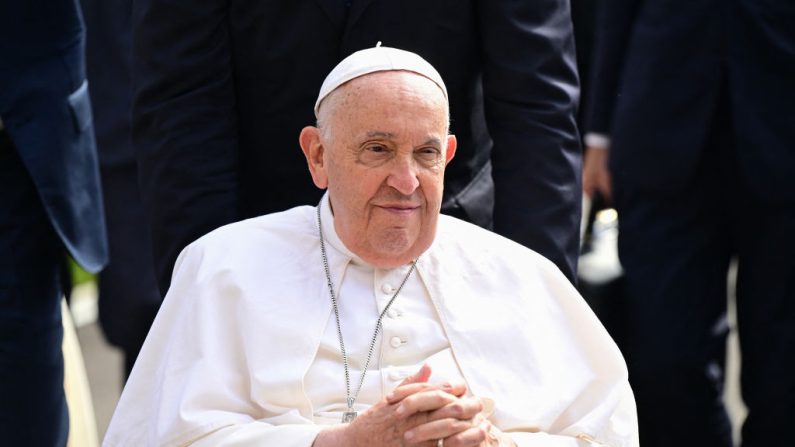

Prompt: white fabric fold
[{"left": 103, "top": 197, "right": 637, "bottom": 447}]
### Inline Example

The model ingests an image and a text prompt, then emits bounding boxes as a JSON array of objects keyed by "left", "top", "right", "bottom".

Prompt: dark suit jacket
[
  {"left": 0, "top": 0, "right": 108, "bottom": 273},
  {"left": 133, "top": 0, "right": 582, "bottom": 294},
  {"left": 80, "top": 0, "right": 162, "bottom": 357},
  {"left": 586, "top": 0, "right": 795, "bottom": 201},
  {"left": 80, "top": 0, "right": 135, "bottom": 169}
]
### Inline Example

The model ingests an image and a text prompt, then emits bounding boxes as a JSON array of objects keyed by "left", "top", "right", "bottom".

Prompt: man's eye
[
  {"left": 416, "top": 147, "right": 442, "bottom": 162},
  {"left": 358, "top": 144, "right": 392, "bottom": 165}
]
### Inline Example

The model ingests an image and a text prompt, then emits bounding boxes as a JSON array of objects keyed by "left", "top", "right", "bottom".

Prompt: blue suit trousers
[{"left": 0, "top": 131, "right": 69, "bottom": 446}]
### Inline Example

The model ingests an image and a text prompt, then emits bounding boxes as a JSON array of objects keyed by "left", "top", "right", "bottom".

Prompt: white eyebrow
[{"left": 364, "top": 132, "right": 441, "bottom": 146}]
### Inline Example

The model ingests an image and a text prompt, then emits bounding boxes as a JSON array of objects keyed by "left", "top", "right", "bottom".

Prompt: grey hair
[{"left": 315, "top": 88, "right": 342, "bottom": 141}]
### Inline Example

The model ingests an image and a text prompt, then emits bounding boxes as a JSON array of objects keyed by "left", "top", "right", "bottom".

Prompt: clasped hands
[{"left": 313, "top": 364, "right": 515, "bottom": 447}]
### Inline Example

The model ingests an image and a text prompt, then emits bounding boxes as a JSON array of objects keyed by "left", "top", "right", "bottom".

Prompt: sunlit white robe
[{"left": 103, "top": 196, "right": 638, "bottom": 447}]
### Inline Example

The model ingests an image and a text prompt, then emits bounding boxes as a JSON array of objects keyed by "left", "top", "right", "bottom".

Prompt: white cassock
[{"left": 103, "top": 194, "right": 638, "bottom": 447}]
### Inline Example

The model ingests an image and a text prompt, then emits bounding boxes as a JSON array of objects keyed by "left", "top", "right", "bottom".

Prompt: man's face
[{"left": 301, "top": 70, "right": 456, "bottom": 268}]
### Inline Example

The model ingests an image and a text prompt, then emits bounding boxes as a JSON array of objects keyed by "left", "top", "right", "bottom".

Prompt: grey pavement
[
  {"left": 76, "top": 321, "right": 123, "bottom": 440},
  {"left": 70, "top": 283, "right": 123, "bottom": 441}
]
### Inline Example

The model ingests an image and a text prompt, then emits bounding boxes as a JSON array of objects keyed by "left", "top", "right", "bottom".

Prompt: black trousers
[
  {"left": 0, "top": 131, "right": 68, "bottom": 446},
  {"left": 614, "top": 97, "right": 795, "bottom": 446},
  {"left": 98, "top": 161, "right": 161, "bottom": 378}
]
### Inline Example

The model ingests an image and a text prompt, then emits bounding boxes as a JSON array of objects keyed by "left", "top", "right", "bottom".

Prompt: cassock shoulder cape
[{"left": 104, "top": 205, "right": 638, "bottom": 446}]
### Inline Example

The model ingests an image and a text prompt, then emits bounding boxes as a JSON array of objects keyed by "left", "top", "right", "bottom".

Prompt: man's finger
[
  {"left": 403, "top": 417, "right": 473, "bottom": 444},
  {"left": 387, "top": 381, "right": 467, "bottom": 404},
  {"left": 400, "top": 363, "right": 432, "bottom": 387},
  {"left": 424, "top": 396, "right": 484, "bottom": 423},
  {"left": 599, "top": 173, "right": 613, "bottom": 203},
  {"left": 442, "top": 422, "right": 491, "bottom": 447},
  {"left": 479, "top": 397, "right": 495, "bottom": 418},
  {"left": 385, "top": 364, "right": 432, "bottom": 405},
  {"left": 395, "top": 389, "right": 461, "bottom": 418}
]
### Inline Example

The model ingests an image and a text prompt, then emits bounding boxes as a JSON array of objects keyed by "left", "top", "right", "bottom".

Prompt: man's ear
[
  {"left": 299, "top": 126, "right": 328, "bottom": 189},
  {"left": 445, "top": 134, "right": 457, "bottom": 165}
]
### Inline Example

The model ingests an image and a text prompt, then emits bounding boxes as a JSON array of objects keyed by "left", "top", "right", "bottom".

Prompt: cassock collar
[{"left": 318, "top": 192, "right": 367, "bottom": 266}]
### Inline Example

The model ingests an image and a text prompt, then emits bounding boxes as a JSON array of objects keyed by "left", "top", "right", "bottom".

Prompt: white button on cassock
[
  {"left": 381, "top": 283, "right": 395, "bottom": 294},
  {"left": 389, "top": 336, "right": 403, "bottom": 348},
  {"left": 386, "top": 308, "right": 399, "bottom": 318}
]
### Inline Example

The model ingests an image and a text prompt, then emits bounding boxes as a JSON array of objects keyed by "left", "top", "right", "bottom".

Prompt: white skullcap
[{"left": 314, "top": 43, "right": 448, "bottom": 117}]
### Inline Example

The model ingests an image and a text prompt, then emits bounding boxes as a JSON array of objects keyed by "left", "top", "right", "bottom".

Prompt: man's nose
[{"left": 386, "top": 157, "right": 420, "bottom": 195}]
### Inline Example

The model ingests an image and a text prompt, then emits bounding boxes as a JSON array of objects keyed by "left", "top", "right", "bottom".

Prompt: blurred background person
[
  {"left": 132, "top": 0, "right": 583, "bottom": 298},
  {"left": 569, "top": 0, "right": 629, "bottom": 347},
  {"left": 0, "top": 0, "right": 108, "bottom": 444},
  {"left": 583, "top": 1, "right": 795, "bottom": 445},
  {"left": 79, "top": 0, "right": 161, "bottom": 379},
  {"left": 571, "top": 0, "right": 596, "bottom": 131}
]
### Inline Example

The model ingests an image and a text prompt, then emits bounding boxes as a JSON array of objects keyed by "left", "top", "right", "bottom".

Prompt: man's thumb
[{"left": 399, "top": 363, "right": 432, "bottom": 386}]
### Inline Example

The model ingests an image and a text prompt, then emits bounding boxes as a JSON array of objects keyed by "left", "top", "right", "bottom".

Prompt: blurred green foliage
[{"left": 68, "top": 256, "right": 95, "bottom": 285}]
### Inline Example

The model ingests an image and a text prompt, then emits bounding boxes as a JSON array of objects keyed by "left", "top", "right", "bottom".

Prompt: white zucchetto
[{"left": 314, "top": 43, "right": 448, "bottom": 117}]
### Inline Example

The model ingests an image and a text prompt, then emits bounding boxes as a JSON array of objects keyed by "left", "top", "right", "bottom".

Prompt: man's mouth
[{"left": 377, "top": 203, "right": 420, "bottom": 214}]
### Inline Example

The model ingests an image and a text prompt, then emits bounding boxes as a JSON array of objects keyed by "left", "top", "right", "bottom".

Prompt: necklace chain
[{"left": 316, "top": 204, "right": 417, "bottom": 422}]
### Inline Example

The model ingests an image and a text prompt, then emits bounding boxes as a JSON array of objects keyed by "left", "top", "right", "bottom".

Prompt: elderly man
[{"left": 104, "top": 47, "right": 637, "bottom": 447}]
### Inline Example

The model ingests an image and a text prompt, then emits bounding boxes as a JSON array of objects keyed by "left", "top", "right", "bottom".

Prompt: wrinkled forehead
[
  {"left": 320, "top": 71, "right": 450, "bottom": 138},
  {"left": 332, "top": 70, "right": 447, "bottom": 107}
]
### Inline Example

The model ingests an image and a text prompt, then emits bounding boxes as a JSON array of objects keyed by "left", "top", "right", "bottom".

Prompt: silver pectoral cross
[{"left": 342, "top": 411, "right": 357, "bottom": 423}]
